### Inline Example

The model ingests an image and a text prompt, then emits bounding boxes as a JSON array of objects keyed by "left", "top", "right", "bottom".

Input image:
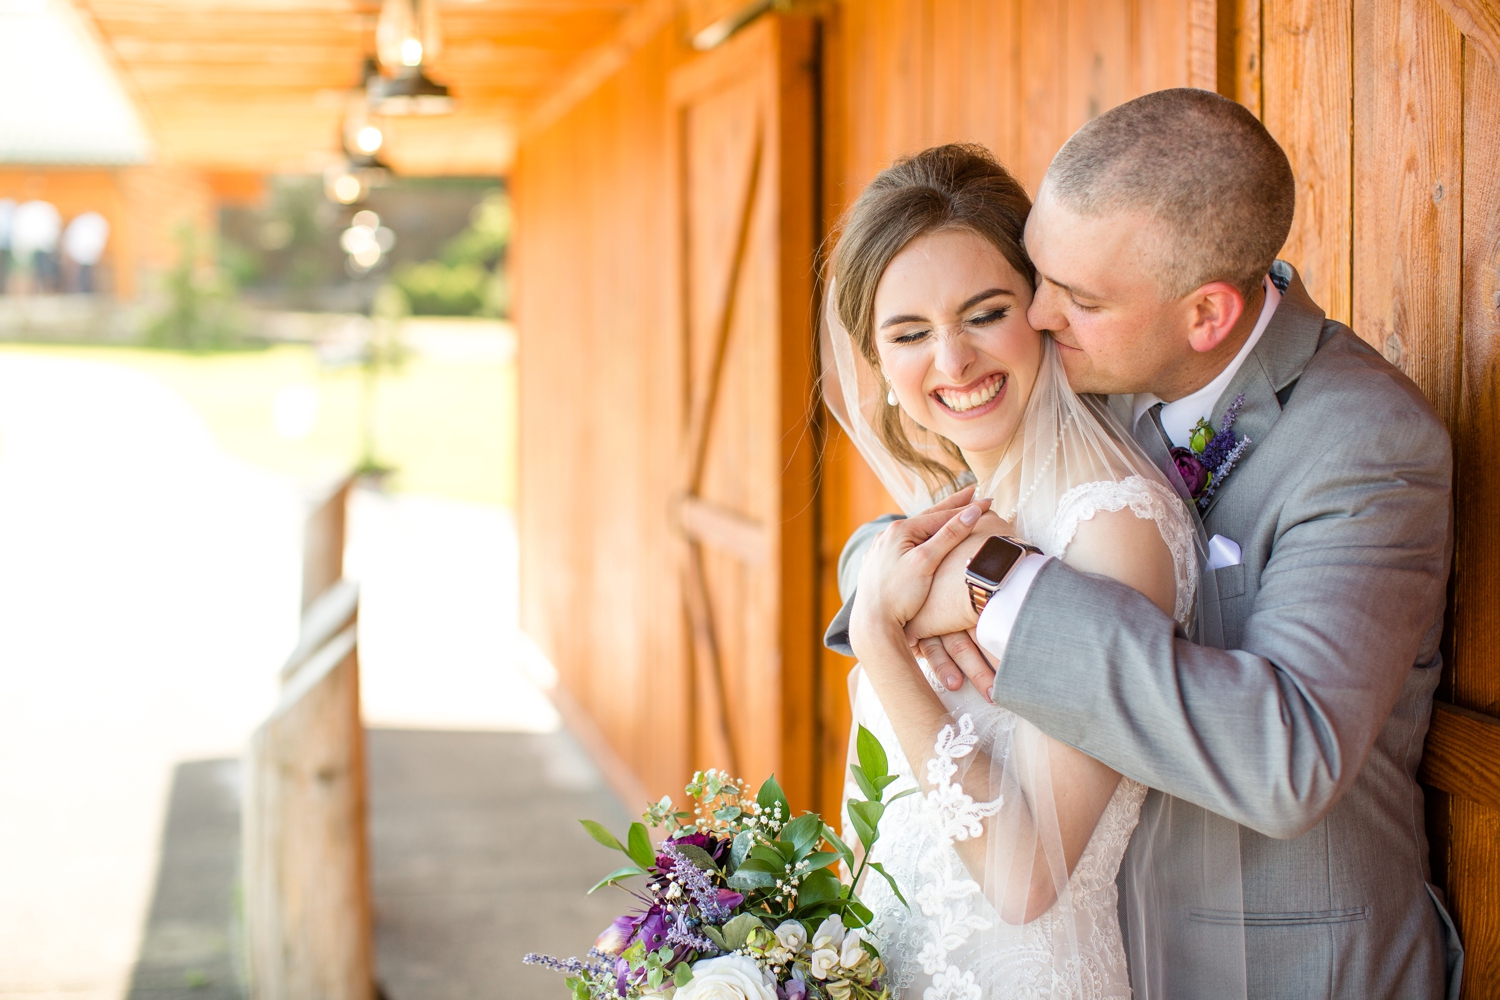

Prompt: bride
[{"left": 823, "top": 145, "right": 1230, "bottom": 999}]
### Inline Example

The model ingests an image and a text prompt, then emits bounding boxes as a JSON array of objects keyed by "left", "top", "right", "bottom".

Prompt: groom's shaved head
[{"left": 1043, "top": 88, "right": 1294, "bottom": 298}]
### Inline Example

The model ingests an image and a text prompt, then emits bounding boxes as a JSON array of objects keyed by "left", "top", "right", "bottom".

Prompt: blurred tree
[
  {"left": 388, "top": 189, "right": 510, "bottom": 316},
  {"left": 141, "top": 226, "right": 248, "bottom": 351}
]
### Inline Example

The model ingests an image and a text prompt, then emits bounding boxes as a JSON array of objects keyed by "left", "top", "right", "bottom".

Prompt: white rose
[
  {"left": 839, "top": 929, "right": 867, "bottom": 971},
  {"left": 774, "top": 920, "right": 808, "bottom": 954},
  {"left": 675, "top": 955, "right": 777, "bottom": 1000},
  {"left": 811, "top": 914, "right": 845, "bottom": 951},
  {"left": 809, "top": 947, "right": 840, "bottom": 980}
]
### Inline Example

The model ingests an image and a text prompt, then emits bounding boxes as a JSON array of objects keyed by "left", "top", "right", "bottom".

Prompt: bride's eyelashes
[{"left": 885, "top": 307, "right": 1011, "bottom": 345}]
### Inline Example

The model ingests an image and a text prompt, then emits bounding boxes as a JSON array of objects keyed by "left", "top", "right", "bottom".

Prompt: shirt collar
[{"left": 1131, "top": 275, "right": 1281, "bottom": 447}]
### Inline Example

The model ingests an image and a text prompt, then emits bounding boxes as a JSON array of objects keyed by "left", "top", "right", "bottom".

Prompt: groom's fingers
[
  {"left": 918, "top": 637, "right": 965, "bottom": 691},
  {"left": 943, "top": 631, "right": 997, "bottom": 701}
]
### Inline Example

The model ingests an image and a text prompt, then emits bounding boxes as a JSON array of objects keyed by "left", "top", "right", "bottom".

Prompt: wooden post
[{"left": 244, "top": 471, "right": 373, "bottom": 1000}]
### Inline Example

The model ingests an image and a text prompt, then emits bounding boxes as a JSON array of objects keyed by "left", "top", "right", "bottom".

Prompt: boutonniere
[{"left": 1170, "top": 393, "right": 1252, "bottom": 510}]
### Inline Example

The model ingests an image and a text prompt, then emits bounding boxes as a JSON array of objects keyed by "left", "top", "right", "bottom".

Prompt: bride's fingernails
[
  {"left": 946, "top": 674, "right": 960, "bottom": 689},
  {"left": 959, "top": 504, "right": 982, "bottom": 525}
]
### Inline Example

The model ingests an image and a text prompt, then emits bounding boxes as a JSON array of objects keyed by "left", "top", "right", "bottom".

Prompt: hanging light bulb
[{"left": 371, "top": 0, "right": 453, "bottom": 116}]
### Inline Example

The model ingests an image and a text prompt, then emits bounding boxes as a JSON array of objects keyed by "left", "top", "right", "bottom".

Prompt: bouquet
[{"left": 525, "top": 726, "right": 912, "bottom": 1000}]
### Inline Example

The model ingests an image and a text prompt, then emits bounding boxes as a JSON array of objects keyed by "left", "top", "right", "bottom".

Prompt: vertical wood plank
[
  {"left": 1262, "top": 0, "right": 1352, "bottom": 322},
  {"left": 1218, "top": 0, "right": 1263, "bottom": 113},
  {"left": 1352, "top": 0, "right": 1463, "bottom": 427},
  {"left": 1017, "top": 0, "right": 1068, "bottom": 192},
  {"left": 1447, "top": 39, "right": 1500, "bottom": 997}
]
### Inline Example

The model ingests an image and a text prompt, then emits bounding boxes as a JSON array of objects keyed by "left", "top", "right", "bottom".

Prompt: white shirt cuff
[{"left": 974, "top": 553, "right": 1052, "bottom": 669}]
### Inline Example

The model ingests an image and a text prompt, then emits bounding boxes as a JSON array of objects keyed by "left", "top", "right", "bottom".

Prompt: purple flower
[
  {"left": 1170, "top": 447, "right": 1211, "bottom": 497},
  {"left": 633, "top": 909, "right": 669, "bottom": 951},
  {"left": 595, "top": 915, "right": 635, "bottom": 956},
  {"left": 716, "top": 888, "right": 744, "bottom": 911},
  {"left": 661, "top": 832, "right": 732, "bottom": 867},
  {"left": 781, "top": 979, "right": 808, "bottom": 1000}
]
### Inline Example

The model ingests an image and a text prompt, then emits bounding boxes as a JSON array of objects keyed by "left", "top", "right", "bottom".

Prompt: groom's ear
[{"left": 1184, "top": 281, "right": 1250, "bottom": 355}]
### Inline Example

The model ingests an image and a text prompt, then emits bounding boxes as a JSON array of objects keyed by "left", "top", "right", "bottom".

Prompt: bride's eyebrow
[{"left": 879, "top": 288, "right": 1013, "bottom": 329}]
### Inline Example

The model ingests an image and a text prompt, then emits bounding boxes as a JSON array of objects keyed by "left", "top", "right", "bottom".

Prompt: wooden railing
[
  {"left": 1421, "top": 702, "right": 1500, "bottom": 812},
  {"left": 243, "top": 474, "right": 374, "bottom": 1000}
]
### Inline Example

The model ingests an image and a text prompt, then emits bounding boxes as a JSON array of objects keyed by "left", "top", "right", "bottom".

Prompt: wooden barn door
[{"left": 666, "top": 14, "right": 820, "bottom": 809}]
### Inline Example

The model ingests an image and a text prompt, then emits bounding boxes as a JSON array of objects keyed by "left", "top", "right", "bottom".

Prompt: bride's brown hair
[{"left": 829, "top": 143, "right": 1035, "bottom": 491}]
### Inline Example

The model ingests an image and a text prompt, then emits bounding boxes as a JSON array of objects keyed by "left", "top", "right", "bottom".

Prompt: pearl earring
[{"left": 887, "top": 387, "right": 898, "bottom": 406}]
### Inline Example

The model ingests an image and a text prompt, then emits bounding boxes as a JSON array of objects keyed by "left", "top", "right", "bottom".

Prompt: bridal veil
[{"left": 822, "top": 285, "right": 1248, "bottom": 1000}]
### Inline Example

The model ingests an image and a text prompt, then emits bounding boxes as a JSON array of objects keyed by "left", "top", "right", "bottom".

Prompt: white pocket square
[{"left": 1207, "top": 534, "right": 1242, "bottom": 571}]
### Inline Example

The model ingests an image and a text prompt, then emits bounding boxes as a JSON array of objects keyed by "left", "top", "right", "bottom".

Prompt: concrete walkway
[{"left": 0, "top": 350, "right": 632, "bottom": 1000}]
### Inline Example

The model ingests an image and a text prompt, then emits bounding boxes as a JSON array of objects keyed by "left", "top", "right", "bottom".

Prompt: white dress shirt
[{"left": 974, "top": 276, "right": 1282, "bottom": 667}]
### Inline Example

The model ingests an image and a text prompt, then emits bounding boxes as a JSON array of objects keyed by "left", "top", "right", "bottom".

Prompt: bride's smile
[{"left": 872, "top": 227, "right": 1042, "bottom": 480}]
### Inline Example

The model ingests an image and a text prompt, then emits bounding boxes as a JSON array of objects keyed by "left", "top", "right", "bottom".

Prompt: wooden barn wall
[
  {"left": 515, "top": 25, "right": 692, "bottom": 801},
  {"left": 518, "top": 13, "right": 1500, "bottom": 966}
]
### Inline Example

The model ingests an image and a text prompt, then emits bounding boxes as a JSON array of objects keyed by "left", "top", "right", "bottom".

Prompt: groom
[{"left": 826, "top": 89, "right": 1459, "bottom": 998}]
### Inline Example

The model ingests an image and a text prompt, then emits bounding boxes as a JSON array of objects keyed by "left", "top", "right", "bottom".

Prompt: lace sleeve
[{"left": 1034, "top": 475, "right": 1199, "bottom": 625}]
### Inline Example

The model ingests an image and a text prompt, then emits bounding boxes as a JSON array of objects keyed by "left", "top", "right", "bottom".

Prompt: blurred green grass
[{"left": 0, "top": 340, "right": 516, "bottom": 508}]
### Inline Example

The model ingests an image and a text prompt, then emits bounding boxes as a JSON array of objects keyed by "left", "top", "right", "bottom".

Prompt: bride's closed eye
[{"left": 967, "top": 307, "right": 1010, "bottom": 326}]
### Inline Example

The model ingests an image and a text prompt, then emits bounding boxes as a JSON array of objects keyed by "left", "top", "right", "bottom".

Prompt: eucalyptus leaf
[
  {"left": 730, "top": 830, "right": 753, "bottom": 871},
  {"left": 702, "top": 925, "right": 728, "bottom": 950},
  {"left": 727, "top": 869, "right": 777, "bottom": 891},
  {"left": 588, "top": 865, "right": 647, "bottom": 893},
  {"left": 674, "top": 964, "right": 694, "bottom": 988},
  {"left": 721, "top": 913, "right": 764, "bottom": 951},
  {"left": 714, "top": 805, "right": 742, "bottom": 822}
]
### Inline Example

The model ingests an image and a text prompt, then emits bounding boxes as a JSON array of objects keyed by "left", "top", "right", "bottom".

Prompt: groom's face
[{"left": 1023, "top": 185, "right": 1192, "bottom": 396}]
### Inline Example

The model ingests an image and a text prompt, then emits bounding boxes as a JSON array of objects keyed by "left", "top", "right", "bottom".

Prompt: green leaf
[
  {"left": 874, "top": 772, "right": 901, "bottom": 793},
  {"left": 714, "top": 805, "right": 742, "bottom": 822},
  {"left": 822, "top": 825, "right": 856, "bottom": 870},
  {"left": 757, "top": 775, "right": 790, "bottom": 822},
  {"left": 647, "top": 966, "right": 663, "bottom": 989},
  {"left": 580, "top": 819, "right": 625, "bottom": 854},
  {"left": 867, "top": 861, "right": 908, "bottom": 907},
  {"left": 721, "top": 913, "right": 764, "bottom": 951},
  {"left": 626, "top": 823, "right": 656, "bottom": 871},
  {"left": 842, "top": 898, "right": 874, "bottom": 928},
  {"left": 730, "top": 830, "right": 753, "bottom": 871},
  {"left": 749, "top": 844, "right": 787, "bottom": 867},
  {"left": 702, "top": 924, "right": 727, "bottom": 950},
  {"left": 846, "top": 803, "right": 876, "bottom": 854},
  {"left": 793, "top": 868, "right": 841, "bottom": 908},
  {"left": 674, "top": 964, "right": 694, "bottom": 988},
  {"left": 856, "top": 726, "right": 889, "bottom": 783},
  {"left": 848, "top": 764, "right": 880, "bottom": 803},
  {"left": 727, "top": 869, "right": 777, "bottom": 891},
  {"left": 588, "top": 865, "right": 647, "bottom": 893},
  {"left": 734, "top": 857, "right": 780, "bottom": 874},
  {"left": 674, "top": 843, "right": 720, "bottom": 871},
  {"left": 886, "top": 786, "right": 917, "bottom": 804},
  {"left": 782, "top": 814, "right": 822, "bottom": 852},
  {"left": 801, "top": 851, "right": 841, "bottom": 872}
]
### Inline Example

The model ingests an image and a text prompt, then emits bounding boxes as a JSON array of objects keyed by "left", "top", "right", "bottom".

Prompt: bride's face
[{"left": 873, "top": 228, "right": 1042, "bottom": 469}]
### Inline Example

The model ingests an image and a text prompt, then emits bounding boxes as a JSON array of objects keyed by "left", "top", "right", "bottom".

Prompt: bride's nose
[{"left": 932, "top": 327, "right": 978, "bottom": 380}]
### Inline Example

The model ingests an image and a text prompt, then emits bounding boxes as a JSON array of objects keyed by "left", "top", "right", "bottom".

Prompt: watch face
[{"left": 968, "top": 536, "right": 1025, "bottom": 588}]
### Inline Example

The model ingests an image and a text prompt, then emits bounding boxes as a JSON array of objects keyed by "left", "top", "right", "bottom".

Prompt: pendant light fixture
[{"left": 371, "top": 0, "right": 454, "bottom": 116}]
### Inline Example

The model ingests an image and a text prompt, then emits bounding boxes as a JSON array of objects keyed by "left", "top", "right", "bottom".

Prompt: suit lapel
[{"left": 1197, "top": 261, "right": 1326, "bottom": 519}]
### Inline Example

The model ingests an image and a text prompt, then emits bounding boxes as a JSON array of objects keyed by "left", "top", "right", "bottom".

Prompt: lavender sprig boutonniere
[{"left": 1169, "top": 393, "right": 1252, "bottom": 511}]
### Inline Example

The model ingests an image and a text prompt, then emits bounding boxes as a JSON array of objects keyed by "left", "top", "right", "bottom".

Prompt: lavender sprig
[
  {"left": 661, "top": 842, "right": 734, "bottom": 923},
  {"left": 523, "top": 953, "right": 611, "bottom": 976},
  {"left": 1199, "top": 393, "right": 1246, "bottom": 471},
  {"left": 1197, "top": 435, "right": 1252, "bottom": 509}
]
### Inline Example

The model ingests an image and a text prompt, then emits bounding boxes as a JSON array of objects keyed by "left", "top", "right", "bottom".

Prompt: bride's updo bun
[{"left": 828, "top": 143, "right": 1035, "bottom": 490}]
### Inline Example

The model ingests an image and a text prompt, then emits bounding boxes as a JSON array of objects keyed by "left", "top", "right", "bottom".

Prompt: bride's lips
[{"left": 931, "top": 372, "right": 1007, "bottom": 420}]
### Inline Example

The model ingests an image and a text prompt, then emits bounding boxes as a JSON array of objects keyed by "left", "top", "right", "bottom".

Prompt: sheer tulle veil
[{"left": 822, "top": 283, "right": 1248, "bottom": 999}]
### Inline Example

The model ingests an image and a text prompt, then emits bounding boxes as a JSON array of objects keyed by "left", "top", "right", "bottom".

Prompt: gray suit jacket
[{"left": 825, "top": 263, "right": 1461, "bottom": 999}]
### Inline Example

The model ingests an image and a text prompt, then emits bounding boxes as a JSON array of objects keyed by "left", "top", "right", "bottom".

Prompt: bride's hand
[{"left": 849, "top": 496, "right": 988, "bottom": 659}]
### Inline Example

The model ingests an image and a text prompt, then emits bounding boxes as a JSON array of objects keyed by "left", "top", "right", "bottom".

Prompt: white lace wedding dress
[{"left": 845, "top": 476, "right": 1197, "bottom": 1000}]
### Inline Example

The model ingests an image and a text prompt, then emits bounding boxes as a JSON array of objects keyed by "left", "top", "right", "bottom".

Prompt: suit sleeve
[
  {"left": 993, "top": 404, "right": 1452, "bottom": 840},
  {"left": 823, "top": 514, "right": 904, "bottom": 657}
]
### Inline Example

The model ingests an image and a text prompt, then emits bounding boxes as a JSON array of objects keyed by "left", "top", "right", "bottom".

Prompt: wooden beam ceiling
[{"left": 70, "top": 0, "right": 646, "bottom": 176}]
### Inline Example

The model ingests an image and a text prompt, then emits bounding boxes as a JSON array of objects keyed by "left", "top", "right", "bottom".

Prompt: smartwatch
[{"left": 965, "top": 535, "right": 1042, "bottom": 615}]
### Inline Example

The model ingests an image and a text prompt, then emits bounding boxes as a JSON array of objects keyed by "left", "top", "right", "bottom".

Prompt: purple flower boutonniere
[{"left": 1169, "top": 393, "right": 1252, "bottom": 511}]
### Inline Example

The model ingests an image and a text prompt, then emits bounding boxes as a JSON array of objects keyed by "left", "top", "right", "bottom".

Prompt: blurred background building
[{"left": 2, "top": 0, "right": 1499, "bottom": 998}]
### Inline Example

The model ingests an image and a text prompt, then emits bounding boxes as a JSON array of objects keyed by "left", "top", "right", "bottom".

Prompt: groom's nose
[{"left": 1028, "top": 281, "right": 1068, "bottom": 334}]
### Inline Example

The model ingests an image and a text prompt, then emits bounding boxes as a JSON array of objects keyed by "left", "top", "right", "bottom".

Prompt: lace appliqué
[{"left": 1037, "top": 475, "right": 1199, "bottom": 625}]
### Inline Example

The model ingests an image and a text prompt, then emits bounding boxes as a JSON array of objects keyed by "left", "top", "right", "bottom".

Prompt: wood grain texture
[
  {"left": 243, "top": 627, "right": 373, "bottom": 1000},
  {"left": 1436, "top": 0, "right": 1500, "bottom": 68},
  {"left": 1445, "top": 37, "right": 1500, "bottom": 997},
  {"left": 1218, "top": 0, "right": 1263, "bottom": 112},
  {"left": 1352, "top": 0, "right": 1463, "bottom": 426},
  {"left": 1262, "top": 0, "right": 1352, "bottom": 323},
  {"left": 1421, "top": 703, "right": 1500, "bottom": 811}
]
